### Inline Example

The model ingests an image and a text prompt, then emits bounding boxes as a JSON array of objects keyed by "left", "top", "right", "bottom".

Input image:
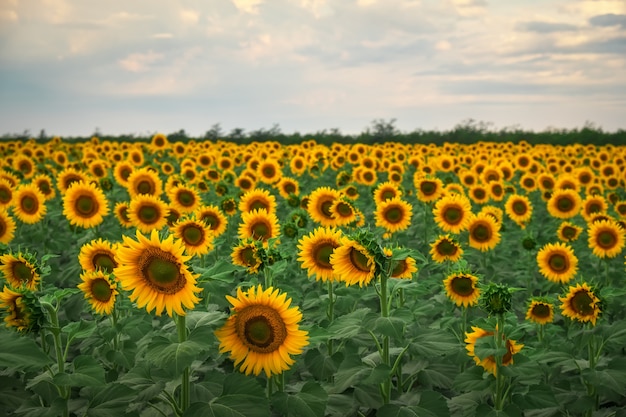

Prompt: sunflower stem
[
  {"left": 379, "top": 270, "right": 391, "bottom": 404},
  {"left": 176, "top": 314, "right": 190, "bottom": 413},
  {"left": 327, "top": 280, "right": 335, "bottom": 356},
  {"left": 41, "top": 301, "right": 69, "bottom": 417},
  {"left": 493, "top": 314, "right": 506, "bottom": 411}
]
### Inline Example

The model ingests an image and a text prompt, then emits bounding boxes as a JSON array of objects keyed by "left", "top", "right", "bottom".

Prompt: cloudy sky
[{"left": 1, "top": 0, "right": 625, "bottom": 137}]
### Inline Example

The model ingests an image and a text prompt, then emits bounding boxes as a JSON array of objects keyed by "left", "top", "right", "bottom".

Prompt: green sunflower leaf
[
  {"left": 271, "top": 381, "right": 328, "bottom": 417},
  {"left": 0, "top": 331, "right": 52, "bottom": 371},
  {"left": 144, "top": 336, "right": 207, "bottom": 377},
  {"left": 53, "top": 355, "right": 105, "bottom": 387}
]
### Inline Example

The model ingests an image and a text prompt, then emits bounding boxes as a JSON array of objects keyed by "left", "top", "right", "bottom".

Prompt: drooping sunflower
[
  {"left": 239, "top": 188, "right": 277, "bottom": 214},
  {"left": 429, "top": 234, "right": 464, "bottom": 263},
  {"left": 114, "top": 229, "right": 201, "bottom": 317},
  {"left": 0, "top": 210, "right": 16, "bottom": 244},
  {"left": 374, "top": 197, "right": 413, "bottom": 234},
  {"left": 432, "top": 194, "right": 473, "bottom": 234},
  {"left": 114, "top": 201, "right": 134, "bottom": 228},
  {"left": 587, "top": 219, "right": 625, "bottom": 258},
  {"left": 171, "top": 218, "right": 215, "bottom": 257},
  {"left": 13, "top": 184, "right": 46, "bottom": 224},
  {"left": 559, "top": 283, "right": 601, "bottom": 326},
  {"left": 467, "top": 212, "right": 501, "bottom": 252},
  {"left": 77, "top": 270, "right": 118, "bottom": 315},
  {"left": 465, "top": 326, "right": 524, "bottom": 376},
  {"left": 443, "top": 272, "right": 480, "bottom": 307},
  {"left": 0, "top": 253, "right": 40, "bottom": 291},
  {"left": 414, "top": 176, "right": 444, "bottom": 203},
  {"left": 238, "top": 208, "right": 280, "bottom": 246},
  {"left": 0, "top": 178, "right": 14, "bottom": 210},
  {"left": 128, "top": 194, "right": 169, "bottom": 234},
  {"left": 384, "top": 248, "right": 418, "bottom": 279},
  {"left": 126, "top": 167, "right": 163, "bottom": 198},
  {"left": 504, "top": 194, "right": 533, "bottom": 227},
  {"left": 78, "top": 238, "right": 118, "bottom": 274},
  {"left": 62, "top": 181, "right": 109, "bottom": 228},
  {"left": 215, "top": 284, "right": 309, "bottom": 377},
  {"left": 195, "top": 205, "right": 228, "bottom": 238},
  {"left": 373, "top": 181, "right": 402, "bottom": 205},
  {"left": 231, "top": 239, "right": 263, "bottom": 273},
  {"left": 297, "top": 227, "right": 343, "bottom": 282},
  {"left": 525, "top": 299, "right": 554, "bottom": 325},
  {"left": 167, "top": 184, "right": 201, "bottom": 215},
  {"left": 307, "top": 186, "right": 342, "bottom": 227},
  {"left": 0, "top": 286, "right": 34, "bottom": 332},
  {"left": 330, "top": 236, "right": 377, "bottom": 287},
  {"left": 536, "top": 242, "right": 578, "bottom": 284},
  {"left": 556, "top": 221, "right": 583, "bottom": 242},
  {"left": 547, "top": 189, "right": 582, "bottom": 219}
]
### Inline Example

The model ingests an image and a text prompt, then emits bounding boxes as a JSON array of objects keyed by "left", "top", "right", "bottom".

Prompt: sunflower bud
[
  {"left": 480, "top": 283, "right": 512, "bottom": 316},
  {"left": 282, "top": 222, "right": 299, "bottom": 238},
  {"left": 522, "top": 236, "right": 536, "bottom": 251}
]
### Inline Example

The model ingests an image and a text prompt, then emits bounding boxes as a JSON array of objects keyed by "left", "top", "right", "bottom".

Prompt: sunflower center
[
  {"left": 474, "top": 189, "right": 486, "bottom": 200},
  {"left": 384, "top": 206, "right": 403, "bottom": 224},
  {"left": 320, "top": 200, "right": 334, "bottom": 218},
  {"left": 283, "top": 183, "right": 296, "bottom": 194},
  {"left": 236, "top": 305, "right": 287, "bottom": 353},
  {"left": 136, "top": 179, "right": 154, "bottom": 195},
  {"left": 531, "top": 303, "right": 551, "bottom": 318},
  {"left": 597, "top": 230, "right": 617, "bottom": 248},
  {"left": 587, "top": 203, "right": 601, "bottom": 214},
  {"left": 570, "top": 290, "right": 594, "bottom": 316},
  {"left": 139, "top": 250, "right": 186, "bottom": 294},
  {"left": 335, "top": 202, "right": 353, "bottom": 217},
  {"left": 438, "top": 239, "right": 458, "bottom": 256},
  {"left": 548, "top": 253, "right": 568, "bottom": 272},
  {"left": 0, "top": 219, "right": 5, "bottom": 236},
  {"left": 512, "top": 201, "right": 527, "bottom": 215},
  {"left": 420, "top": 181, "right": 435, "bottom": 195},
  {"left": 239, "top": 246, "right": 259, "bottom": 267},
  {"left": 251, "top": 221, "right": 270, "bottom": 240},
  {"left": 21, "top": 195, "right": 39, "bottom": 214},
  {"left": 313, "top": 242, "right": 335, "bottom": 269},
  {"left": 443, "top": 206, "right": 462, "bottom": 225},
  {"left": 450, "top": 276, "right": 474, "bottom": 296},
  {"left": 75, "top": 195, "right": 98, "bottom": 217},
  {"left": 177, "top": 190, "right": 196, "bottom": 207},
  {"left": 202, "top": 214, "right": 219, "bottom": 230},
  {"left": 349, "top": 247, "right": 372, "bottom": 272},
  {"left": 391, "top": 260, "right": 407, "bottom": 277},
  {"left": 471, "top": 223, "right": 491, "bottom": 242},
  {"left": 93, "top": 253, "right": 117, "bottom": 273},
  {"left": 557, "top": 196, "right": 573, "bottom": 212},
  {"left": 250, "top": 200, "right": 269, "bottom": 211},
  {"left": 91, "top": 278, "right": 113, "bottom": 302},
  {"left": 262, "top": 166, "right": 276, "bottom": 178},
  {"left": 138, "top": 205, "right": 159, "bottom": 224},
  {"left": 182, "top": 225, "right": 204, "bottom": 245},
  {"left": 562, "top": 226, "right": 577, "bottom": 239},
  {"left": 0, "top": 187, "right": 11, "bottom": 203},
  {"left": 38, "top": 181, "right": 51, "bottom": 194},
  {"left": 13, "top": 262, "right": 34, "bottom": 283},
  {"left": 381, "top": 190, "right": 396, "bottom": 201}
]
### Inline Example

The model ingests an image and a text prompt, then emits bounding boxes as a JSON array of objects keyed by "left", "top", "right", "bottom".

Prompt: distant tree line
[{"left": 3, "top": 119, "right": 625, "bottom": 146}]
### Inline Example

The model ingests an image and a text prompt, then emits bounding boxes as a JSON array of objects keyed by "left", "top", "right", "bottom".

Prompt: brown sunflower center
[
  {"left": 139, "top": 249, "right": 186, "bottom": 294},
  {"left": 13, "top": 262, "right": 34, "bottom": 283},
  {"left": 335, "top": 202, "right": 353, "bottom": 217},
  {"left": 473, "top": 189, "right": 486, "bottom": 200},
  {"left": 75, "top": 195, "right": 98, "bottom": 217},
  {"left": 90, "top": 278, "right": 113, "bottom": 302},
  {"left": 251, "top": 221, "right": 271, "bottom": 240},
  {"left": 349, "top": 247, "right": 372, "bottom": 272},
  {"left": 562, "top": 226, "right": 577, "bottom": 239},
  {"left": 236, "top": 304, "right": 287, "bottom": 353},
  {"left": 120, "top": 167, "right": 132, "bottom": 181},
  {"left": 384, "top": 206, "right": 403, "bottom": 224},
  {"left": 63, "top": 175, "right": 82, "bottom": 189},
  {"left": 136, "top": 179, "right": 154, "bottom": 195},
  {"left": 313, "top": 242, "right": 335, "bottom": 269},
  {"left": 596, "top": 230, "right": 617, "bottom": 249},
  {"left": 182, "top": 225, "right": 204, "bottom": 246},
  {"left": 250, "top": 199, "right": 269, "bottom": 211},
  {"left": 443, "top": 206, "right": 462, "bottom": 225},
  {"left": 21, "top": 195, "right": 39, "bottom": 214},
  {"left": 283, "top": 182, "right": 296, "bottom": 194},
  {"left": 531, "top": 303, "right": 551, "bottom": 318},
  {"left": 450, "top": 276, "right": 474, "bottom": 296},
  {"left": 548, "top": 253, "right": 568, "bottom": 272},
  {"left": 320, "top": 200, "right": 334, "bottom": 218},
  {"left": 262, "top": 165, "right": 276, "bottom": 179},
  {"left": 420, "top": 181, "right": 436, "bottom": 195},
  {"left": 437, "top": 239, "right": 458, "bottom": 256},
  {"left": 0, "top": 187, "right": 11, "bottom": 203},
  {"left": 471, "top": 223, "right": 491, "bottom": 242},
  {"left": 202, "top": 214, "right": 220, "bottom": 230},
  {"left": 38, "top": 181, "right": 51, "bottom": 194},
  {"left": 512, "top": 201, "right": 528, "bottom": 215},
  {"left": 239, "top": 246, "right": 259, "bottom": 267},
  {"left": 557, "top": 196, "right": 574, "bottom": 212},
  {"left": 391, "top": 260, "right": 408, "bottom": 277},
  {"left": 93, "top": 253, "right": 117, "bottom": 273},
  {"left": 570, "top": 290, "right": 594, "bottom": 316},
  {"left": 587, "top": 203, "right": 601, "bottom": 214},
  {"left": 137, "top": 204, "right": 160, "bottom": 224},
  {"left": 177, "top": 190, "right": 196, "bottom": 208},
  {"left": 93, "top": 166, "right": 105, "bottom": 177},
  {"left": 0, "top": 218, "right": 6, "bottom": 236}
]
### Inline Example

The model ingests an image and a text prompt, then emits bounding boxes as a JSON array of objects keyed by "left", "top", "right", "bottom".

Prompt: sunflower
[
  {"left": 114, "top": 229, "right": 201, "bottom": 317},
  {"left": 238, "top": 208, "right": 280, "bottom": 246},
  {"left": 78, "top": 238, "right": 118, "bottom": 274},
  {"left": 414, "top": 176, "right": 444, "bottom": 203},
  {"left": 504, "top": 194, "right": 533, "bottom": 227},
  {"left": 587, "top": 219, "right": 625, "bottom": 258},
  {"left": 443, "top": 272, "right": 480, "bottom": 307},
  {"left": 297, "top": 227, "right": 342, "bottom": 282},
  {"left": 62, "top": 181, "right": 109, "bottom": 228},
  {"left": 465, "top": 326, "right": 523, "bottom": 376},
  {"left": 429, "top": 234, "right": 464, "bottom": 263},
  {"left": 128, "top": 194, "right": 169, "bottom": 234},
  {"left": 0, "top": 178, "right": 14, "bottom": 209},
  {"left": 149, "top": 133, "right": 169, "bottom": 153},
  {"left": 239, "top": 188, "right": 277, "bottom": 214},
  {"left": 525, "top": 299, "right": 554, "bottom": 325},
  {"left": 432, "top": 194, "right": 473, "bottom": 234},
  {"left": 171, "top": 218, "right": 215, "bottom": 256},
  {"left": 388, "top": 252, "right": 418, "bottom": 279},
  {"left": 112, "top": 161, "right": 135, "bottom": 188},
  {"left": 581, "top": 195, "right": 608, "bottom": 222},
  {"left": 0, "top": 253, "right": 40, "bottom": 291},
  {"left": 556, "top": 221, "right": 583, "bottom": 242},
  {"left": 114, "top": 201, "right": 133, "bottom": 228},
  {"left": 307, "top": 186, "right": 341, "bottom": 227},
  {"left": 468, "top": 184, "right": 490, "bottom": 205},
  {"left": 231, "top": 239, "right": 263, "bottom": 273},
  {"left": 328, "top": 199, "right": 358, "bottom": 226},
  {"left": 373, "top": 181, "right": 402, "bottom": 204},
  {"left": 57, "top": 167, "right": 90, "bottom": 194},
  {"left": 77, "top": 271, "right": 118, "bottom": 315},
  {"left": 375, "top": 197, "right": 413, "bottom": 234},
  {"left": 220, "top": 197, "right": 238, "bottom": 216},
  {"left": 126, "top": 167, "right": 163, "bottom": 198},
  {"left": 257, "top": 158, "right": 282, "bottom": 184},
  {"left": 559, "top": 283, "right": 601, "bottom": 326},
  {"left": 276, "top": 177, "right": 300, "bottom": 199},
  {"left": 467, "top": 213, "right": 501, "bottom": 252},
  {"left": 215, "top": 284, "right": 309, "bottom": 377},
  {"left": 487, "top": 181, "right": 505, "bottom": 202},
  {"left": 0, "top": 210, "right": 16, "bottom": 244},
  {"left": 167, "top": 184, "right": 201, "bottom": 215},
  {"left": 195, "top": 205, "right": 228, "bottom": 238},
  {"left": 32, "top": 174, "right": 56, "bottom": 201},
  {"left": 0, "top": 286, "right": 33, "bottom": 332},
  {"left": 536, "top": 242, "right": 578, "bottom": 284},
  {"left": 13, "top": 184, "right": 46, "bottom": 224},
  {"left": 547, "top": 189, "right": 582, "bottom": 219},
  {"left": 330, "top": 236, "right": 377, "bottom": 287}
]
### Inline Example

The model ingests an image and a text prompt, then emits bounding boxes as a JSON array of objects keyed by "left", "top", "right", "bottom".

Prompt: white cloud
[
  {"left": 0, "top": 9, "right": 18, "bottom": 21},
  {"left": 179, "top": 8, "right": 199, "bottom": 25},
  {"left": 232, "top": 0, "right": 264, "bottom": 14},
  {"left": 118, "top": 51, "right": 164, "bottom": 72}
]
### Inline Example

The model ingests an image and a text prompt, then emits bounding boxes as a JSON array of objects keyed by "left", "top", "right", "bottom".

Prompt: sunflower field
[{"left": 1, "top": 135, "right": 626, "bottom": 417}]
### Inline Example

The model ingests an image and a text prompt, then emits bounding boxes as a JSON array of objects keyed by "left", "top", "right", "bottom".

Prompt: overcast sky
[{"left": 1, "top": 0, "right": 625, "bottom": 137}]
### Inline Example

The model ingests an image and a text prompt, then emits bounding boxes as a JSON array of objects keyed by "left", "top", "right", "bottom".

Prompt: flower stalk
[{"left": 176, "top": 314, "right": 190, "bottom": 413}]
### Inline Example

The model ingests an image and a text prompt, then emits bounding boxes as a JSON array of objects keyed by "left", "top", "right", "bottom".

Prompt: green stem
[
  {"left": 379, "top": 271, "right": 391, "bottom": 404},
  {"left": 327, "top": 280, "right": 335, "bottom": 356},
  {"left": 42, "top": 301, "right": 69, "bottom": 417},
  {"left": 264, "top": 267, "right": 273, "bottom": 289},
  {"left": 494, "top": 314, "right": 506, "bottom": 411},
  {"left": 177, "top": 314, "right": 190, "bottom": 413},
  {"left": 266, "top": 375, "right": 273, "bottom": 399}
]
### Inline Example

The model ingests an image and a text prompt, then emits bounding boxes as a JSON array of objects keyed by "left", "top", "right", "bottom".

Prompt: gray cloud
[
  {"left": 517, "top": 21, "right": 579, "bottom": 33},
  {"left": 589, "top": 13, "right": 626, "bottom": 28}
]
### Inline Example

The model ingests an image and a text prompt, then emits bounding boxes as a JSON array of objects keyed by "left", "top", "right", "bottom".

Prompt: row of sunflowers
[{"left": 1, "top": 135, "right": 626, "bottom": 417}]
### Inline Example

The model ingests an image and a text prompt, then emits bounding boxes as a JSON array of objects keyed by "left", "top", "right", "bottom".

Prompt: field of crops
[{"left": 1, "top": 135, "right": 626, "bottom": 417}]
